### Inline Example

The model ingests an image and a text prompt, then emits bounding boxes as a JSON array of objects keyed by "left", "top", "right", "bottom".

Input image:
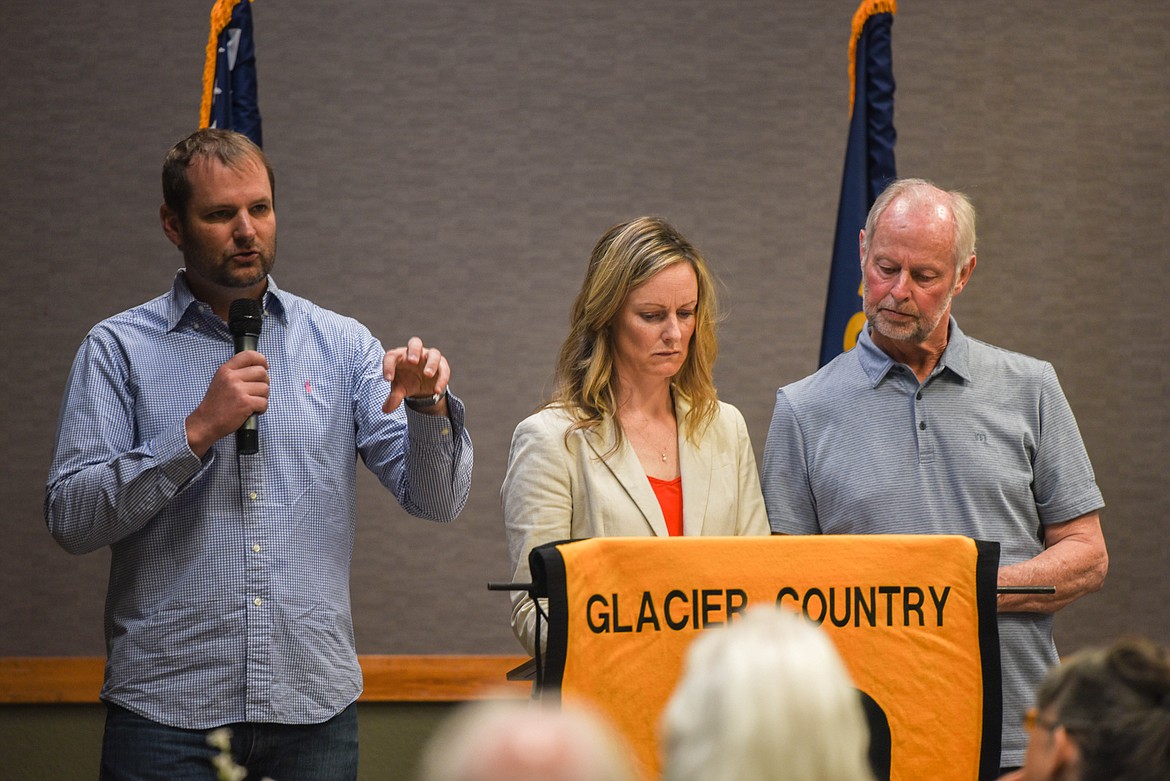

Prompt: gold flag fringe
[
  {"left": 199, "top": 0, "right": 251, "bottom": 129},
  {"left": 848, "top": 0, "right": 897, "bottom": 115}
]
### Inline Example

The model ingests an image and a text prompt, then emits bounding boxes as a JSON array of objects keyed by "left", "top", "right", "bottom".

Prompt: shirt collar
[
  {"left": 260, "top": 277, "right": 291, "bottom": 325},
  {"left": 856, "top": 315, "right": 973, "bottom": 387},
  {"left": 165, "top": 271, "right": 291, "bottom": 332}
]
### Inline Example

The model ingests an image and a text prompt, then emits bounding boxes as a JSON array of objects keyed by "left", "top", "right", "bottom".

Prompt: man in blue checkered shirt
[{"left": 46, "top": 129, "right": 473, "bottom": 780}]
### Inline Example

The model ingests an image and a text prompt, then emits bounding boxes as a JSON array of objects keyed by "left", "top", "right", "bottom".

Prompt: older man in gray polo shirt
[{"left": 761, "top": 178, "right": 1108, "bottom": 773}]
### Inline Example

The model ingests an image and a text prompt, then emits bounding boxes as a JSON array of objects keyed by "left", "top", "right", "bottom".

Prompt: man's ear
[
  {"left": 953, "top": 254, "right": 977, "bottom": 296},
  {"left": 160, "top": 204, "right": 184, "bottom": 249}
]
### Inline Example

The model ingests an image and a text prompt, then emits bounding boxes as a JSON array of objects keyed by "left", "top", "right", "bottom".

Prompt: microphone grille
[{"left": 229, "top": 298, "right": 264, "bottom": 336}]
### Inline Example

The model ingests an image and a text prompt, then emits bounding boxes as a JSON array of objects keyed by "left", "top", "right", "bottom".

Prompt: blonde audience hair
[
  {"left": 416, "top": 699, "right": 636, "bottom": 781},
  {"left": 662, "top": 606, "right": 875, "bottom": 781},
  {"left": 550, "top": 216, "right": 721, "bottom": 450}
]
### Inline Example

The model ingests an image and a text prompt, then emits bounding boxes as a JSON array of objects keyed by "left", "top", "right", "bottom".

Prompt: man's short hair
[
  {"left": 862, "top": 177, "right": 976, "bottom": 274},
  {"left": 162, "top": 128, "right": 274, "bottom": 218}
]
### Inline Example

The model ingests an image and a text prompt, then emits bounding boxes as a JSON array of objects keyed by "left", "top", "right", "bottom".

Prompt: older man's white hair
[
  {"left": 662, "top": 606, "right": 876, "bottom": 781},
  {"left": 416, "top": 699, "right": 636, "bottom": 781}
]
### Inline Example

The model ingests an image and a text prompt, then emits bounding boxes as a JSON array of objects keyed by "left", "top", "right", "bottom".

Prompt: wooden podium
[{"left": 527, "top": 535, "right": 1001, "bottom": 781}]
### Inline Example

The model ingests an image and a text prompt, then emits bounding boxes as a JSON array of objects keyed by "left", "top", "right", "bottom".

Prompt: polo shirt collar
[{"left": 857, "top": 316, "right": 973, "bottom": 387}]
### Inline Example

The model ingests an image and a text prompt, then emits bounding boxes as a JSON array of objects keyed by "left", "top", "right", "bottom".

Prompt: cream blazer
[{"left": 501, "top": 397, "right": 769, "bottom": 654}]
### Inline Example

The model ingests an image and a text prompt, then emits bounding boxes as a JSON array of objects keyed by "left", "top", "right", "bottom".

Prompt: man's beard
[
  {"left": 864, "top": 287, "right": 953, "bottom": 344},
  {"left": 188, "top": 239, "right": 276, "bottom": 289}
]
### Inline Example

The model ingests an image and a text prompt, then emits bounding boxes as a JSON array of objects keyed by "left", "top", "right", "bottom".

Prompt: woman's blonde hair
[{"left": 550, "top": 216, "right": 720, "bottom": 448}]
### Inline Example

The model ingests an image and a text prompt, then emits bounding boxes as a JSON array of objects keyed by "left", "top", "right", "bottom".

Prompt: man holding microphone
[{"left": 45, "top": 128, "right": 473, "bottom": 780}]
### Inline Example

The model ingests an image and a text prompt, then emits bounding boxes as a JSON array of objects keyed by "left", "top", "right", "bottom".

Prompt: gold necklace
[{"left": 625, "top": 413, "right": 672, "bottom": 463}]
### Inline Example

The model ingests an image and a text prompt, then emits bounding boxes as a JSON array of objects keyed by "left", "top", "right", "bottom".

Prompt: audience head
[
  {"left": 162, "top": 128, "right": 274, "bottom": 220},
  {"left": 416, "top": 699, "right": 636, "bottom": 781},
  {"left": 553, "top": 216, "right": 720, "bottom": 436},
  {"left": 1020, "top": 635, "right": 1170, "bottom": 781},
  {"left": 662, "top": 606, "right": 875, "bottom": 781}
]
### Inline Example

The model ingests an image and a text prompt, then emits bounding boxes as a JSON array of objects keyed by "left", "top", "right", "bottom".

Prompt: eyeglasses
[{"left": 1022, "top": 708, "right": 1061, "bottom": 733}]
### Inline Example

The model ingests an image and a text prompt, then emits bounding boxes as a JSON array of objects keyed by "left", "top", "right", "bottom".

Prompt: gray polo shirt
[{"left": 762, "top": 317, "right": 1104, "bottom": 766}]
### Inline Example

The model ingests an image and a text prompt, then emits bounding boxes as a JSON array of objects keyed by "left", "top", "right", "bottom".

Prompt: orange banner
[{"left": 531, "top": 535, "right": 1000, "bottom": 781}]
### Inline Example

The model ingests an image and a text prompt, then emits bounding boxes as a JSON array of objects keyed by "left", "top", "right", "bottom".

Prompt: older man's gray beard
[{"left": 863, "top": 288, "right": 954, "bottom": 344}]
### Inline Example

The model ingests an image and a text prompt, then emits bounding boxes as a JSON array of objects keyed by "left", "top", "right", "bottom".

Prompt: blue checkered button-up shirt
[{"left": 46, "top": 273, "right": 473, "bottom": 729}]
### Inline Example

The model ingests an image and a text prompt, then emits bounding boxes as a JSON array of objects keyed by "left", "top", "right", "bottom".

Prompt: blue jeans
[{"left": 100, "top": 702, "right": 359, "bottom": 781}]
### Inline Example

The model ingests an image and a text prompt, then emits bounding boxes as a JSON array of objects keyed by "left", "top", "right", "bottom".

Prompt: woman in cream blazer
[{"left": 502, "top": 217, "right": 768, "bottom": 655}]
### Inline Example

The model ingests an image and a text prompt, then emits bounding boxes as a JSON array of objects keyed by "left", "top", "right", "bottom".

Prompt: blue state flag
[
  {"left": 819, "top": 0, "right": 896, "bottom": 367},
  {"left": 200, "top": 0, "right": 262, "bottom": 147}
]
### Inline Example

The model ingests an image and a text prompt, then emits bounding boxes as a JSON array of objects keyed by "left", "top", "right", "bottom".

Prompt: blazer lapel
[
  {"left": 676, "top": 395, "right": 713, "bottom": 536},
  {"left": 584, "top": 417, "right": 670, "bottom": 537}
]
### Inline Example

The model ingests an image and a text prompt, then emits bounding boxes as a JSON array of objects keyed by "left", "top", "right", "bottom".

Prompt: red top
[{"left": 647, "top": 475, "right": 684, "bottom": 537}]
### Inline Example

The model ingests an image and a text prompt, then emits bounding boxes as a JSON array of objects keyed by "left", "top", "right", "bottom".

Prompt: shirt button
[
  {"left": 916, "top": 391, "right": 922, "bottom": 400},
  {"left": 253, "top": 597, "right": 262, "bottom": 606},
  {"left": 919, "top": 421, "right": 927, "bottom": 430},
  {"left": 252, "top": 544, "right": 261, "bottom": 553},
  {"left": 249, "top": 491, "right": 258, "bottom": 500}
]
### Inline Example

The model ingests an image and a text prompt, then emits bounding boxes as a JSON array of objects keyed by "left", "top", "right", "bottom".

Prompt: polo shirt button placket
[{"left": 915, "top": 386, "right": 935, "bottom": 463}]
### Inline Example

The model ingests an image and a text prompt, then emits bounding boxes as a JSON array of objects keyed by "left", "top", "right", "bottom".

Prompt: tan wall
[{"left": 2, "top": 1, "right": 1167, "bottom": 659}]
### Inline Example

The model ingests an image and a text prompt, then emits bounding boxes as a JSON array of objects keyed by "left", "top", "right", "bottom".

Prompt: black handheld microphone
[{"left": 228, "top": 298, "right": 264, "bottom": 455}]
